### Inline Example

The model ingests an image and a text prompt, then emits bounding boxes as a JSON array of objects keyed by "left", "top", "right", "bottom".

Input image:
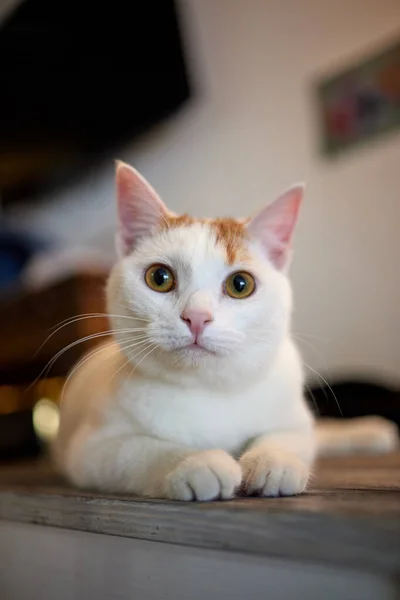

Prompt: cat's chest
[{"left": 116, "top": 378, "right": 293, "bottom": 453}]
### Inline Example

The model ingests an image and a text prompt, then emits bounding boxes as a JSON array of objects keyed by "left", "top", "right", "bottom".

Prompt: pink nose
[{"left": 181, "top": 309, "right": 213, "bottom": 336}]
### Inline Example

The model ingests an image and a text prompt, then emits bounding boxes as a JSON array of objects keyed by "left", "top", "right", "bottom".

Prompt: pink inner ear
[
  {"left": 246, "top": 184, "right": 304, "bottom": 269},
  {"left": 116, "top": 161, "right": 169, "bottom": 256}
]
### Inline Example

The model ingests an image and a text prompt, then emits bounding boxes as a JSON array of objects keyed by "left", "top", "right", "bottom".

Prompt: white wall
[{"left": 10, "top": 0, "right": 400, "bottom": 383}]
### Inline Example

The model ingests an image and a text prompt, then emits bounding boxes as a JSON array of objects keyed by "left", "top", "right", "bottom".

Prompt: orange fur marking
[
  {"left": 163, "top": 214, "right": 195, "bottom": 229},
  {"left": 162, "top": 213, "right": 250, "bottom": 265},
  {"left": 210, "top": 218, "right": 250, "bottom": 264}
]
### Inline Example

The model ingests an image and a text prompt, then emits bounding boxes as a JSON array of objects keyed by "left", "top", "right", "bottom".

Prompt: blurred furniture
[
  {"left": 0, "top": 272, "right": 109, "bottom": 458},
  {"left": 0, "top": 272, "right": 109, "bottom": 385},
  {"left": 0, "top": 452, "right": 399, "bottom": 599}
]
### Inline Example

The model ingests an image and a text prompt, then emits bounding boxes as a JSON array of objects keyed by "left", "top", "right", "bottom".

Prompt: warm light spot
[{"left": 32, "top": 398, "right": 60, "bottom": 443}]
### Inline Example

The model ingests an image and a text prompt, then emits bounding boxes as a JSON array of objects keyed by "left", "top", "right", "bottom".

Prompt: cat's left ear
[{"left": 246, "top": 184, "right": 304, "bottom": 270}]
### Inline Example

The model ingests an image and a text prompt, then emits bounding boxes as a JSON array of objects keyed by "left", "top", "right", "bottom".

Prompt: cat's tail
[{"left": 315, "top": 416, "right": 398, "bottom": 457}]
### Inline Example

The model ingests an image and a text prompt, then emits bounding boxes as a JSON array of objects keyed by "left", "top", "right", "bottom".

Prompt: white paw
[
  {"left": 240, "top": 449, "right": 309, "bottom": 497},
  {"left": 165, "top": 450, "right": 242, "bottom": 501}
]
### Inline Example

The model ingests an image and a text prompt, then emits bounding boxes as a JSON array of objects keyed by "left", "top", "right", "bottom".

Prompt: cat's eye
[
  {"left": 145, "top": 264, "right": 175, "bottom": 293},
  {"left": 224, "top": 271, "right": 255, "bottom": 299}
]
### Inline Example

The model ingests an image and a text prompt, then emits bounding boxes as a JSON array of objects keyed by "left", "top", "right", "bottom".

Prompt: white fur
[{"left": 54, "top": 168, "right": 398, "bottom": 501}]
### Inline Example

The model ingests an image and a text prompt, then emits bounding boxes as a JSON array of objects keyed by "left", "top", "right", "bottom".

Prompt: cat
[{"left": 53, "top": 161, "right": 398, "bottom": 500}]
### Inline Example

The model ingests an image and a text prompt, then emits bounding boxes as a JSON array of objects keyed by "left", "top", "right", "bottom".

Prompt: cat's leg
[
  {"left": 239, "top": 430, "right": 316, "bottom": 497},
  {"left": 62, "top": 424, "right": 242, "bottom": 501}
]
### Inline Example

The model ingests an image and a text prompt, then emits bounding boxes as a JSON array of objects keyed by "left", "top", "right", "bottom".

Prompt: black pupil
[
  {"left": 153, "top": 268, "right": 169, "bottom": 287},
  {"left": 233, "top": 274, "right": 246, "bottom": 293}
]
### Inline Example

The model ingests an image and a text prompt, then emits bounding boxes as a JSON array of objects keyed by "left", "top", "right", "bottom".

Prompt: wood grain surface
[{"left": 0, "top": 452, "right": 399, "bottom": 575}]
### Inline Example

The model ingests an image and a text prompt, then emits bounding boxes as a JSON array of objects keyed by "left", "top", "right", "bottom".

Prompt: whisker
[
  {"left": 60, "top": 340, "right": 119, "bottom": 403},
  {"left": 118, "top": 341, "right": 160, "bottom": 393},
  {"left": 35, "top": 314, "right": 150, "bottom": 357},
  {"left": 49, "top": 312, "right": 150, "bottom": 333},
  {"left": 128, "top": 342, "right": 159, "bottom": 378},
  {"left": 67, "top": 336, "right": 150, "bottom": 384},
  {"left": 291, "top": 331, "right": 327, "bottom": 343},
  {"left": 42, "top": 329, "right": 142, "bottom": 373},
  {"left": 61, "top": 337, "right": 152, "bottom": 402},
  {"left": 291, "top": 334, "right": 326, "bottom": 364},
  {"left": 28, "top": 329, "right": 149, "bottom": 391},
  {"left": 304, "top": 382, "right": 320, "bottom": 417},
  {"left": 106, "top": 338, "right": 157, "bottom": 386},
  {"left": 250, "top": 332, "right": 328, "bottom": 371},
  {"left": 302, "top": 361, "right": 342, "bottom": 416}
]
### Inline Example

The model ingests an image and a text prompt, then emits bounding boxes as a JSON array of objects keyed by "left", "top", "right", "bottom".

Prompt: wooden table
[{"left": 1, "top": 453, "right": 399, "bottom": 599}]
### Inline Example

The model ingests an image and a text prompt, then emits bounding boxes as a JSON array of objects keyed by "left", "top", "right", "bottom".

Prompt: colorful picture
[{"left": 316, "top": 39, "right": 400, "bottom": 155}]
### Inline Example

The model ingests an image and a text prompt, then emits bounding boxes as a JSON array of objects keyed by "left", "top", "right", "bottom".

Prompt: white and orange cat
[{"left": 54, "top": 162, "right": 398, "bottom": 500}]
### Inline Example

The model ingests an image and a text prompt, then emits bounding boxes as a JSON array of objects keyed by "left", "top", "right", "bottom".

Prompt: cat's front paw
[
  {"left": 165, "top": 450, "right": 242, "bottom": 501},
  {"left": 240, "top": 449, "right": 309, "bottom": 497}
]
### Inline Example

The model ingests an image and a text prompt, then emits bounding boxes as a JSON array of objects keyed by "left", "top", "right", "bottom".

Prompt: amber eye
[
  {"left": 225, "top": 271, "right": 255, "bottom": 299},
  {"left": 145, "top": 265, "right": 175, "bottom": 293}
]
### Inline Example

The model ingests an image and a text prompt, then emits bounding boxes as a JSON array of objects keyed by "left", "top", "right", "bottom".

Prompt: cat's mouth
[
  {"left": 157, "top": 335, "right": 219, "bottom": 356},
  {"left": 180, "top": 340, "right": 216, "bottom": 355},
  {"left": 186, "top": 342, "right": 210, "bottom": 352}
]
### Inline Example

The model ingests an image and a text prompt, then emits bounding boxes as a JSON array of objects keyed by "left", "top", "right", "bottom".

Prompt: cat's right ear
[
  {"left": 246, "top": 184, "right": 304, "bottom": 270},
  {"left": 115, "top": 161, "right": 169, "bottom": 257}
]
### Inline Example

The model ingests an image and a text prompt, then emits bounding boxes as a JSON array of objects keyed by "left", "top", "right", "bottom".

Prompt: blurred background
[{"left": 0, "top": 0, "right": 399, "bottom": 459}]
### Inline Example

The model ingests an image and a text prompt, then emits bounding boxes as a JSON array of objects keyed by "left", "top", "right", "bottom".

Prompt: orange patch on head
[
  {"left": 161, "top": 213, "right": 250, "bottom": 265},
  {"left": 162, "top": 214, "right": 195, "bottom": 229},
  {"left": 210, "top": 218, "right": 250, "bottom": 264}
]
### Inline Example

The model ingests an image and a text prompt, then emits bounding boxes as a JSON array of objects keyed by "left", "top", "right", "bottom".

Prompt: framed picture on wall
[{"left": 316, "top": 38, "right": 400, "bottom": 156}]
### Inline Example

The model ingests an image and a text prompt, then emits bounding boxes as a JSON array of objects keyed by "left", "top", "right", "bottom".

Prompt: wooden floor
[
  {"left": 1, "top": 451, "right": 400, "bottom": 509},
  {"left": 0, "top": 452, "right": 399, "bottom": 577}
]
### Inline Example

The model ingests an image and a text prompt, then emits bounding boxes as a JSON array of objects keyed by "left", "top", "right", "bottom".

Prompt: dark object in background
[
  {"left": 0, "top": 0, "right": 191, "bottom": 205},
  {"left": 0, "top": 227, "right": 49, "bottom": 292},
  {"left": 0, "top": 410, "right": 41, "bottom": 460},
  {"left": 306, "top": 379, "right": 400, "bottom": 429},
  {"left": 0, "top": 229, "right": 34, "bottom": 289}
]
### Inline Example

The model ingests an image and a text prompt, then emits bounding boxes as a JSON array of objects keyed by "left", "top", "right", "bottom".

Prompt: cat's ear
[
  {"left": 246, "top": 184, "right": 304, "bottom": 270},
  {"left": 115, "top": 161, "right": 169, "bottom": 256}
]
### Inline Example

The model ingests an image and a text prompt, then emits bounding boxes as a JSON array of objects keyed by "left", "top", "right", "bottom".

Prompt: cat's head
[{"left": 107, "top": 162, "right": 303, "bottom": 387}]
